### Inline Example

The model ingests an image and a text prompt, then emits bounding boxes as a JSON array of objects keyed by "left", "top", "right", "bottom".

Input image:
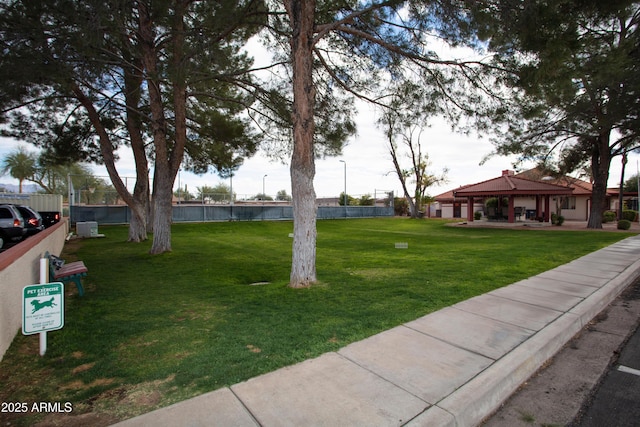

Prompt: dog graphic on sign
[{"left": 31, "top": 297, "right": 57, "bottom": 314}]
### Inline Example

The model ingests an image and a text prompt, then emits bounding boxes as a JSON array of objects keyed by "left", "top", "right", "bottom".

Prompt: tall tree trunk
[
  {"left": 128, "top": 171, "right": 149, "bottom": 243},
  {"left": 390, "top": 144, "right": 416, "bottom": 218},
  {"left": 72, "top": 83, "right": 149, "bottom": 240},
  {"left": 129, "top": 205, "right": 148, "bottom": 242},
  {"left": 138, "top": 1, "right": 187, "bottom": 254},
  {"left": 409, "top": 132, "right": 423, "bottom": 217},
  {"left": 139, "top": 3, "right": 171, "bottom": 254},
  {"left": 288, "top": 0, "right": 317, "bottom": 288},
  {"left": 587, "top": 132, "right": 612, "bottom": 229},
  {"left": 126, "top": 148, "right": 150, "bottom": 243},
  {"left": 124, "top": 58, "right": 150, "bottom": 242},
  {"left": 150, "top": 166, "right": 174, "bottom": 254}
]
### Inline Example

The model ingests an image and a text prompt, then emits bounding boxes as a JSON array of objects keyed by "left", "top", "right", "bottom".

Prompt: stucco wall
[
  {"left": 0, "top": 220, "right": 68, "bottom": 361},
  {"left": 564, "top": 196, "right": 590, "bottom": 221},
  {"left": 438, "top": 202, "right": 485, "bottom": 219}
]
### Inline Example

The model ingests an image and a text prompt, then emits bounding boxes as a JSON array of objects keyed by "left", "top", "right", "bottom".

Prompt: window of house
[{"left": 561, "top": 196, "right": 576, "bottom": 210}]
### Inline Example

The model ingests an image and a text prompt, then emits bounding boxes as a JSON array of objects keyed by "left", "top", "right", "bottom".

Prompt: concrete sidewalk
[{"left": 113, "top": 235, "right": 640, "bottom": 427}]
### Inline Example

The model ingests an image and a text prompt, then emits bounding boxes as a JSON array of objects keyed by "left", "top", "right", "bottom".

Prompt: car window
[{"left": 0, "top": 208, "right": 12, "bottom": 219}]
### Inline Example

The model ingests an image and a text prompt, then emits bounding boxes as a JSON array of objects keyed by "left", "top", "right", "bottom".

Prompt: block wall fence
[{"left": 0, "top": 220, "right": 68, "bottom": 360}]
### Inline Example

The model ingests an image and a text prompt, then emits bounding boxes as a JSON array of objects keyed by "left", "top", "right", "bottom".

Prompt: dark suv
[
  {"left": 0, "top": 204, "right": 25, "bottom": 248},
  {"left": 15, "top": 205, "right": 45, "bottom": 237}
]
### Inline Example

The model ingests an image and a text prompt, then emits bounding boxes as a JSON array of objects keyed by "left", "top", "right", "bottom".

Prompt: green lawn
[{"left": 0, "top": 218, "right": 635, "bottom": 424}]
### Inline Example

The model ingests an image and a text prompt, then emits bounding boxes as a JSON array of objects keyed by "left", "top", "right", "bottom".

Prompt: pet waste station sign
[{"left": 22, "top": 283, "right": 64, "bottom": 335}]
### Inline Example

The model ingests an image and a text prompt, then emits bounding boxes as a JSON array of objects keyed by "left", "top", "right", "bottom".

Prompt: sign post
[
  {"left": 39, "top": 258, "right": 47, "bottom": 356},
  {"left": 23, "top": 261, "right": 64, "bottom": 356}
]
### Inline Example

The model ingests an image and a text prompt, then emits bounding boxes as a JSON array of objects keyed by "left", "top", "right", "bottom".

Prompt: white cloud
[
  {"left": 2, "top": 115, "right": 636, "bottom": 200},
  {"left": 1, "top": 36, "right": 635, "bottom": 199}
]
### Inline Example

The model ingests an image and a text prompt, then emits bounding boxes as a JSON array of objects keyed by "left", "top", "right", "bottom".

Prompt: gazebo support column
[
  {"left": 508, "top": 196, "right": 515, "bottom": 223},
  {"left": 467, "top": 197, "right": 474, "bottom": 222},
  {"left": 544, "top": 195, "right": 551, "bottom": 222}
]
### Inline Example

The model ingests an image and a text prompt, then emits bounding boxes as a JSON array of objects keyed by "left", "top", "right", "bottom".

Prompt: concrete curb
[
  {"left": 433, "top": 312, "right": 583, "bottom": 426},
  {"left": 413, "top": 239, "right": 640, "bottom": 426},
  {"left": 569, "top": 258, "right": 640, "bottom": 326}
]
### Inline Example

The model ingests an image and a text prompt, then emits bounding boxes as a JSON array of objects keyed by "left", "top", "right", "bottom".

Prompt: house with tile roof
[{"left": 432, "top": 169, "right": 636, "bottom": 222}]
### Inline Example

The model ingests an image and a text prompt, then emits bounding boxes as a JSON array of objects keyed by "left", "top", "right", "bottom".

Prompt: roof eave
[{"left": 454, "top": 190, "right": 573, "bottom": 197}]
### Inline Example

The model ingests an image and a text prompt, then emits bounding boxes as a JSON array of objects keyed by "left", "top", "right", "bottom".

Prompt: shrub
[
  {"left": 622, "top": 210, "right": 638, "bottom": 222},
  {"left": 602, "top": 211, "right": 616, "bottom": 223},
  {"left": 551, "top": 213, "right": 565, "bottom": 226},
  {"left": 474, "top": 211, "right": 482, "bottom": 220},
  {"left": 394, "top": 197, "right": 409, "bottom": 216},
  {"left": 358, "top": 194, "right": 374, "bottom": 206},
  {"left": 618, "top": 219, "right": 631, "bottom": 230},
  {"left": 485, "top": 197, "right": 508, "bottom": 208}
]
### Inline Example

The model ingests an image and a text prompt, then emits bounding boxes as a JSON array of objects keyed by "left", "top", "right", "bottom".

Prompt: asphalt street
[
  {"left": 572, "top": 283, "right": 640, "bottom": 427},
  {"left": 483, "top": 279, "right": 640, "bottom": 427}
]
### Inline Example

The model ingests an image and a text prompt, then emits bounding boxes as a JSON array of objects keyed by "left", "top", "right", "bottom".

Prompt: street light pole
[
  {"left": 262, "top": 174, "right": 268, "bottom": 220},
  {"left": 229, "top": 170, "right": 234, "bottom": 221},
  {"left": 339, "top": 160, "right": 347, "bottom": 213},
  {"left": 263, "top": 174, "right": 268, "bottom": 200}
]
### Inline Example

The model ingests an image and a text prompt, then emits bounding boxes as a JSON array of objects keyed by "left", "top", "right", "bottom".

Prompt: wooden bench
[{"left": 44, "top": 252, "right": 88, "bottom": 296}]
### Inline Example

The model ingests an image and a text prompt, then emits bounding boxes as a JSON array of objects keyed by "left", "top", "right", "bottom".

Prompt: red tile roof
[
  {"left": 433, "top": 183, "right": 474, "bottom": 201},
  {"left": 433, "top": 170, "right": 574, "bottom": 200},
  {"left": 453, "top": 174, "right": 572, "bottom": 197},
  {"left": 433, "top": 189, "right": 458, "bottom": 201},
  {"left": 434, "top": 168, "right": 633, "bottom": 203},
  {"left": 515, "top": 169, "right": 592, "bottom": 195}
]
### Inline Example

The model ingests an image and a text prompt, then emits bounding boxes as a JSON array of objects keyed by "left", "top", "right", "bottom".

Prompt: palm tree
[{"left": 1, "top": 146, "right": 37, "bottom": 192}]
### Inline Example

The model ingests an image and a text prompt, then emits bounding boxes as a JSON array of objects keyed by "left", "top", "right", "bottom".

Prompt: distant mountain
[{"left": 0, "top": 183, "right": 40, "bottom": 194}]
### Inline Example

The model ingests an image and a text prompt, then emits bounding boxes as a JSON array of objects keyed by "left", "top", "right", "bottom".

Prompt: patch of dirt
[
  {"left": 247, "top": 344, "right": 262, "bottom": 353},
  {"left": 17, "top": 335, "right": 40, "bottom": 356},
  {"left": 173, "top": 351, "right": 192, "bottom": 359},
  {"left": 71, "top": 362, "right": 95, "bottom": 375},
  {"left": 622, "top": 280, "right": 640, "bottom": 300},
  {"left": 58, "top": 380, "right": 85, "bottom": 391},
  {"left": 122, "top": 389, "right": 162, "bottom": 408},
  {"left": 59, "top": 378, "right": 115, "bottom": 392},
  {"left": 7, "top": 376, "right": 178, "bottom": 426},
  {"left": 59, "top": 237, "right": 83, "bottom": 253},
  {"left": 117, "top": 338, "right": 159, "bottom": 351}
]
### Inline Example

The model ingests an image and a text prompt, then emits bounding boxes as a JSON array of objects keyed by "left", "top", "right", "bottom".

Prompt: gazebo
[{"left": 453, "top": 170, "right": 574, "bottom": 223}]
